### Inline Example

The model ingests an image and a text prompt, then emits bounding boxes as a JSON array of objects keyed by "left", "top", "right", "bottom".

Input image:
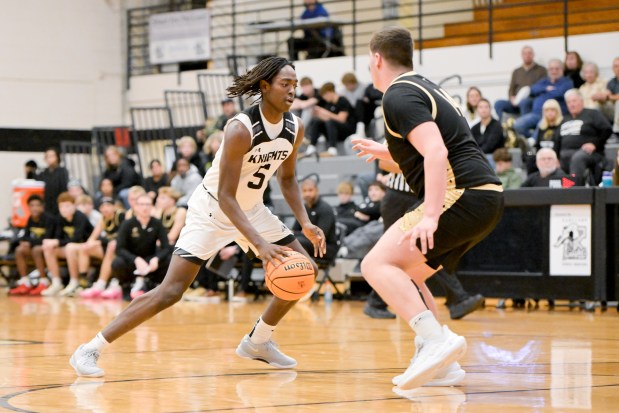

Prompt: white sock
[
  {"left": 93, "top": 280, "right": 107, "bottom": 290},
  {"left": 50, "top": 277, "right": 62, "bottom": 287},
  {"left": 18, "top": 276, "right": 31, "bottom": 287},
  {"left": 249, "top": 317, "right": 275, "bottom": 344},
  {"left": 38, "top": 277, "right": 50, "bottom": 286},
  {"left": 66, "top": 279, "right": 79, "bottom": 288},
  {"left": 409, "top": 310, "right": 443, "bottom": 341},
  {"left": 131, "top": 276, "right": 145, "bottom": 292},
  {"left": 85, "top": 332, "right": 110, "bottom": 352}
]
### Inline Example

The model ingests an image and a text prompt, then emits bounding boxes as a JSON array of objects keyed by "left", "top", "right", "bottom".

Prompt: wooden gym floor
[{"left": 0, "top": 293, "right": 618, "bottom": 412}]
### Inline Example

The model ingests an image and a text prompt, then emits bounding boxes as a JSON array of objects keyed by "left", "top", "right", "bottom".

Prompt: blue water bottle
[
  {"left": 601, "top": 171, "right": 613, "bottom": 188},
  {"left": 324, "top": 281, "right": 333, "bottom": 303}
]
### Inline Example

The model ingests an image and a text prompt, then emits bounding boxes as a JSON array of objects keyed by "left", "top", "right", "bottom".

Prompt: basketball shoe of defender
[
  {"left": 393, "top": 335, "right": 466, "bottom": 387},
  {"left": 236, "top": 335, "right": 297, "bottom": 369},
  {"left": 70, "top": 344, "right": 104, "bottom": 377},
  {"left": 397, "top": 326, "right": 467, "bottom": 390}
]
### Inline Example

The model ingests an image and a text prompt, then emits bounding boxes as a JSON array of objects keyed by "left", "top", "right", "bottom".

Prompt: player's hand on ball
[
  {"left": 257, "top": 242, "right": 292, "bottom": 268},
  {"left": 398, "top": 216, "right": 438, "bottom": 254},
  {"left": 303, "top": 225, "right": 326, "bottom": 258}
]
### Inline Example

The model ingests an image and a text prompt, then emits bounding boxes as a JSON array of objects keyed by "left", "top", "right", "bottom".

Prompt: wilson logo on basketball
[{"left": 284, "top": 262, "right": 312, "bottom": 272}]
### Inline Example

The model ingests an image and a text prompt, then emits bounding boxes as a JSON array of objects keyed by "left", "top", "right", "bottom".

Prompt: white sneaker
[
  {"left": 396, "top": 326, "right": 467, "bottom": 390},
  {"left": 59, "top": 282, "right": 81, "bottom": 297},
  {"left": 236, "top": 335, "right": 297, "bottom": 368},
  {"left": 303, "top": 145, "right": 316, "bottom": 156},
  {"left": 70, "top": 344, "right": 104, "bottom": 377},
  {"left": 41, "top": 281, "right": 64, "bottom": 296},
  {"left": 392, "top": 336, "right": 466, "bottom": 387}
]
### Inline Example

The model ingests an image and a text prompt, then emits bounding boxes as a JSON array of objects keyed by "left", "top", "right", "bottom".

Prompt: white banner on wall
[
  {"left": 149, "top": 9, "right": 210, "bottom": 65},
  {"left": 549, "top": 204, "right": 591, "bottom": 276}
]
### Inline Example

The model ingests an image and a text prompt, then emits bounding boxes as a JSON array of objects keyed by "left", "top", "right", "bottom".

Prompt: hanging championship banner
[
  {"left": 549, "top": 204, "right": 591, "bottom": 276},
  {"left": 149, "top": 9, "right": 211, "bottom": 64}
]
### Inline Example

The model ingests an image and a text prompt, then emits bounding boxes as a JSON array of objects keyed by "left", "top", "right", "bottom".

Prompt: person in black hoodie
[
  {"left": 470, "top": 98, "right": 504, "bottom": 165},
  {"left": 8, "top": 195, "right": 56, "bottom": 295},
  {"left": 36, "top": 147, "right": 69, "bottom": 215},
  {"left": 102, "top": 146, "right": 142, "bottom": 208},
  {"left": 39, "top": 192, "right": 94, "bottom": 297}
]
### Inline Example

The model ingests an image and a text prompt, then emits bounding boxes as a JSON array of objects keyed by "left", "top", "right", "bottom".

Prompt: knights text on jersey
[
  {"left": 382, "top": 71, "right": 500, "bottom": 198},
  {"left": 202, "top": 105, "right": 299, "bottom": 210}
]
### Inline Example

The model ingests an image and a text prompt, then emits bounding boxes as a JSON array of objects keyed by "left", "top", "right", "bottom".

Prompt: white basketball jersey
[{"left": 202, "top": 105, "right": 299, "bottom": 210}]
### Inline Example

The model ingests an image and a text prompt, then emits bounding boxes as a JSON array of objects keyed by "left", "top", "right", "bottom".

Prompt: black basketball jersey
[
  {"left": 382, "top": 71, "right": 500, "bottom": 198},
  {"left": 101, "top": 210, "right": 125, "bottom": 241}
]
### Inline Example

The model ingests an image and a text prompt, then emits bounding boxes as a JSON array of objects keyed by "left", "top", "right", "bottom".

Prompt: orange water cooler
[{"left": 11, "top": 180, "right": 45, "bottom": 228}]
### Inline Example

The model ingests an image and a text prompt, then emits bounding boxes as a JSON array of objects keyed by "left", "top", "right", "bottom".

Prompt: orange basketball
[{"left": 265, "top": 251, "right": 315, "bottom": 301}]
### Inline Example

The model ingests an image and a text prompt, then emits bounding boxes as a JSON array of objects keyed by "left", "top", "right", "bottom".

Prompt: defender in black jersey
[
  {"left": 353, "top": 27, "right": 504, "bottom": 390},
  {"left": 71, "top": 57, "right": 326, "bottom": 377}
]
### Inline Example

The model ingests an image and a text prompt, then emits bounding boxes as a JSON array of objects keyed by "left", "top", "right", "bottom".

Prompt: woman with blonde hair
[
  {"left": 154, "top": 186, "right": 187, "bottom": 245},
  {"left": 202, "top": 131, "right": 223, "bottom": 172},
  {"left": 176, "top": 136, "right": 204, "bottom": 176},
  {"left": 580, "top": 62, "right": 608, "bottom": 111},
  {"left": 533, "top": 99, "right": 563, "bottom": 151}
]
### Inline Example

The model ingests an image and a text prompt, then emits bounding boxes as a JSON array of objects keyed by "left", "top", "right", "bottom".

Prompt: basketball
[{"left": 265, "top": 251, "right": 315, "bottom": 301}]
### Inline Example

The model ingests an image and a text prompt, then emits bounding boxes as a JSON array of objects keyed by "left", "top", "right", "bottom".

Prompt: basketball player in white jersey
[{"left": 70, "top": 57, "right": 326, "bottom": 377}]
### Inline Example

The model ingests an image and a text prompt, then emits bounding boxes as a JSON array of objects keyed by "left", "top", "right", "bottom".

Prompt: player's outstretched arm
[
  {"left": 278, "top": 120, "right": 326, "bottom": 257},
  {"left": 351, "top": 137, "right": 393, "bottom": 163}
]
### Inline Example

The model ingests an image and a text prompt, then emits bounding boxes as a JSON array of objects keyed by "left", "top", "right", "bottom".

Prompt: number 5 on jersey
[{"left": 248, "top": 163, "right": 271, "bottom": 189}]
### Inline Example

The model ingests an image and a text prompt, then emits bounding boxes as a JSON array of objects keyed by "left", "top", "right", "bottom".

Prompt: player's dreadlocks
[{"left": 227, "top": 57, "right": 295, "bottom": 99}]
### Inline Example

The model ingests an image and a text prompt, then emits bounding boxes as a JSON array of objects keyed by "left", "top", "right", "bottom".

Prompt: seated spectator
[
  {"left": 556, "top": 89, "right": 612, "bottom": 185},
  {"left": 144, "top": 159, "right": 170, "bottom": 201},
  {"left": 39, "top": 192, "right": 94, "bottom": 297},
  {"left": 334, "top": 181, "right": 359, "bottom": 235},
  {"left": 287, "top": 0, "right": 340, "bottom": 60},
  {"left": 293, "top": 178, "right": 338, "bottom": 262},
  {"left": 102, "top": 145, "right": 142, "bottom": 208},
  {"left": 24, "top": 159, "right": 38, "bottom": 179},
  {"left": 521, "top": 148, "right": 568, "bottom": 188},
  {"left": 201, "top": 131, "right": 223, "bottom": 172},
  {"left": 462, "top": 86, "right": 482, "bottom": 127},
  {"left": 471, "top": 98, "right": 504, "bottom": 163},
  {"left": 580, "top": 62, "right": 609, "bottom": 111},
  {"left": 154, "top": 186, "right": 187, "bottom": 245},
  {"left": 124, "top": 185, "right": 147, "bottom": 220},
  {"left": 75, "top": 194, "right": 102, "bottom": 228},
  {"left": 36, "top": 147, "right": 69, "bottom": 215},
  {"left": 112, "top": 194, "right": 172, "bottom": 300},
  {"left": 176, "top": 136, "right": 205, "bottom": 177},
  {"left": 564, "top": 51, "right": 584, "bottom": 88},
  {"left": 67, "top": 179, "right": 88, "bottom": 200},
  {"left": 493, "top": 148, "right": 523, "bottom": 189},
  {"left": 8, "top": 195, "right": 55, "bottom": 295},
  {"left": 532, "top": 99, "right": 564, "bottom": 151},
  {"left": 339, "top": 72, "right": 366, "bottom": 111},
  {"left": 603, "top": 57, "right": 619, "bottom": 137},
  {"left": 513, "top": 59, "right": 573, "bottom": 138},
  {"left": 304, "top": 82, "right": 356, "bottom": 157},
  {"left": 171, "top": 158, "right": 202, "bottom": 207},
  {"left": 290, "top": 76, "right": 324, "bottom": 126},
  {"left": 214, "top": 98, "right": 238, "bottom": 132},
  {"left": 94, "top": 178, "right": 116, "bottom": 208},
  {"left": 495, "top": 46, "right": 547, "bottom": 120},
  {"left": 78, "top": 197, "right": 126, "bottom": 299},
  {"left": 356, "top": 83, "right": 383, "bottom": 138},
  {"left": 353, "top": 181, "right": 385, "bottom": 225}
]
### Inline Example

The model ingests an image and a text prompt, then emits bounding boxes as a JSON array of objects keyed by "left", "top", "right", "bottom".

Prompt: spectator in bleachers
[
  {"left": 36, "top": 147, "right": 69, "bottom": 215},
  {"left": 462, "top": 86, "right": 482, "bottom": 127},
  {"left": 102, "top": 146, "right": 142, "bottom": 209},
  {"left": 580, "top": 62, "right": 609, "bottom": 111},
  {"left": 39, "top": 192, "right": 94, "bottom": 297},
  {"left": 124, "top": 185, "right": 147, "bottom": 220},
  {"left": 555, "top": 88, "right": 612, "bottom": 185},
  {"left": 78, "top": 197, "right": 125, "bottom": 299},
  {"left": 513, "top": 59, "right": 573, "bottom": 139},
  {"left": 154, "top": 186, "right": 186, "bottom": 245},
  {"left": 94, "top": 178, "right": 115, "bottom": 209},
  {"left": 24, "top": 160, "right": 38, "bottom": 180},
  {"left": 176, "top": 136, "right": 206, "bottom": 177},
  {"left": 304, "top": 82, "right": 356, "bottom": 157},
  {"left": 201, "top": 131, "right": 223, "bottom": 172},
  {"left": 76, "top": 194, "right": 102, "bottom": 229},
  {"left": 68, "top": 178, "right": 88, "bottom": 200},
  {"left": 334, "top": 181, "right": 359, "bottom": 235},
  {"left": 8, "top": 195, "right": 54, "bottom": 295},
  {"left": 214, "top": 98, "right": 238, "bottom": 132},
  {"left": 293, "top": 177, "right": 338, "bottom": 262},
  {"left": 521, "top": 148, "right": 568, "bottom": 188},
  {"left": 604, "top": 57, "right": 619, "bottom": 137},
  {"left": 291, "top": 76, "right": 325, "bottom": 127},
  {"left": 494, "top": 45, "right": 547, "bottom": 120},
  {"left": 144, "top": 159, "right": 170, "bottom": 201},
  {"left": 287, "top": 0, "right": 336, "bottom": 60},
  {"left": 353, "top": 181, "right": 385, "bottom": 225},
  {"left": 112, "top": 193, "right": 172, "bottom": 300},
  {"left": 470, "top": 98, "right": 504, "bottom": 163},
  {"left": 532, "top": 99, "right": 563, "bottom": 151},
  {"left": 356, "top": 83, "right": 383, "bottom": 138},
  {"left": 171, "top": 158, "right": 202, "bottom": 207},
  {"left": 493, "top": 148, "right": 523, "bottom": 189},
  {"left": 339, "top": 72, "right": 365, "bottom": 111},
  {"left": 564, "top": 51, "right": 585, "bottom": 89}
]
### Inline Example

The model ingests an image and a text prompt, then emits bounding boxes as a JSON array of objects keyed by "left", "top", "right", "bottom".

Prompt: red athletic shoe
[
  {"left": 29, "top": 283, "right": 49, "bottom": 296},
  {"left": 9, "top": 284, "right": 33, "bottom": 295}
]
